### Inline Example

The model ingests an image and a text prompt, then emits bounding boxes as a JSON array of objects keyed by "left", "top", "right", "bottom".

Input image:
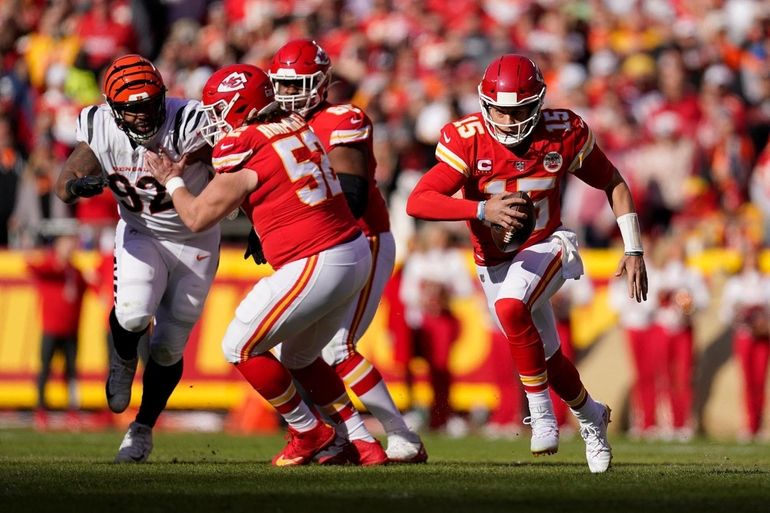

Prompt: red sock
[
  {"left": 495, "top": 298, "right": 548, "bottom": 393},
  {"left": 335, "top": 352, "right": 382, "bottom": 397},
  {"left": 546, "top": 348, "right": 587, "bottom": 408},
  {"left": 235, "top": 353, "right": 302, "bottom": 414},
  {"left": 291, "top": 358, "right": 356, "bottom": 424}
]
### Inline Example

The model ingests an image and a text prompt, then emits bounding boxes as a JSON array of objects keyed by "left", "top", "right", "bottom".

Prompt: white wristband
[
  {"left": 617, "top": 213, "right": 643, "bottom": 254},
  {"left": 477, "top": 200, "right": 487, "bottom": 221},
  {"left": 165, "top": 177, "right": 186, "bottom": 197}
]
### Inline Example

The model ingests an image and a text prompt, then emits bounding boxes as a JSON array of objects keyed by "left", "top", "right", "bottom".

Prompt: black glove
[
  {"left": 244, "top": 228, "right": 267, "bottom": 265},
  {"left": 66, "top": 175, "right": 107, "bottom": 198}
]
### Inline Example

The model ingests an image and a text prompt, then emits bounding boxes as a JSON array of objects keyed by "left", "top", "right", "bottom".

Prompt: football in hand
[{"left": 490, "top": 191, "right": 536, "bottom": 253}]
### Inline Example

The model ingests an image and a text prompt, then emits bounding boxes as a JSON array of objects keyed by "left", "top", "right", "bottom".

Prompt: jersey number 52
[{"left": 273, "top": 129, "right": 342, "bottom": 206}]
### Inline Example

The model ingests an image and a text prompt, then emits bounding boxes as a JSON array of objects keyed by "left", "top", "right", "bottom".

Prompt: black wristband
[{"left": 624, "top": 251, "right": 644, "bottom": 256}]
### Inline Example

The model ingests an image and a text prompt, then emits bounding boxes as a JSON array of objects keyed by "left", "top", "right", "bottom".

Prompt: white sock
[
  {"left": 282, "top": 402, "right": 318, "bottom": 433},
  {"left": 570, "top": 395, "right": 601, "bottom": 425},
  {"left": 357, "top": 382, "right": 409, "bottom": 435},
  {"left": 343, "top": 411, "right": 375, "bottom": 442},
  {"left": 526, "top": 389, "right": 554, "bottom": 416}
]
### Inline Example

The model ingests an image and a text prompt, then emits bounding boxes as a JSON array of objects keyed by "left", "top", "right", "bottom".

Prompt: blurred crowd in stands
[
  {"left": 2, "top": 0, "right": 770, "bottom": 252},
  {"left": 3, "top": 0, "right": 770, "bottom": 440}
]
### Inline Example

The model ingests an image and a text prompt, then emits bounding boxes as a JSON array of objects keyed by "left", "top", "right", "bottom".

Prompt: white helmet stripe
[{"left": 496, "top": 92, "right": 520, "bottom": 103}]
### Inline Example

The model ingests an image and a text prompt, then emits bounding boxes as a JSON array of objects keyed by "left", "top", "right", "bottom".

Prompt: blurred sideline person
[
  {"left": 721, "top": 243, "right": 770, "bottom": 442},
  {"left": 651, "top": 236, "right": 709, "bottom": 441},
  {"left": 407, "top": 54, "right": 648, "bottom": 473},
  {"left": 146, "top": 63, "right": 388, "bottom": 466},
  {"left": 268, "top": 39, "right": 425, "bottom": 463},
  {"left": 55, "top": 55, "right": 219, "bottom": 462},
  {"left": 399, "top": 223, "right": 474, "bottom": 431},
  {"left": 27, "top": 233, "right": 89, "bottom": 430},
  {"left": 608, "top": 263, "right": 658, "bottom": 438}
]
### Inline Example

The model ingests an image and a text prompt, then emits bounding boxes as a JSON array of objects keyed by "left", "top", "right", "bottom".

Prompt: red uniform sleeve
[
  {"left": 211, "top": 127, "right": 255, "bottom": 174},
  {"left": 406, "top": 162, "right": 478, "bottom": 221},
  {"left": 564, "top": 112, "right": 616, "bottom": 189},
  {"left": 435, "top": 121, "right": 472, "bottom": 176},
  {"left": 326, "top": 105, "right": 371, "bottom": 148},
  {"left": 572, "top": 143, "right": 617, "bottom": 189}
]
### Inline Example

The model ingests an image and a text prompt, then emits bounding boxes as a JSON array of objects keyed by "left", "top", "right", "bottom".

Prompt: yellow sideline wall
[{"left": 0, "top": 248, "right": 766, "bottom": 437}]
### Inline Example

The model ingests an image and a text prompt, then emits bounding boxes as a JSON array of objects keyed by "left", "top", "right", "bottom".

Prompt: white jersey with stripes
[{"left": 75, "top": 97, "right": 214, "bottom": 240}]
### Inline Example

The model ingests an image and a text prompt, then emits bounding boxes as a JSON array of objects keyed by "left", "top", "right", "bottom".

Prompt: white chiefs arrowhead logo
[{"left": 217, "top": 72, "right": 248, "bottom": 93}]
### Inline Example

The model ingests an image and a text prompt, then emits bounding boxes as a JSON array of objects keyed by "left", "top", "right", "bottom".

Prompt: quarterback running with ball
[{"left": 407, "top": 54, "right": 648, "bottom": 473}]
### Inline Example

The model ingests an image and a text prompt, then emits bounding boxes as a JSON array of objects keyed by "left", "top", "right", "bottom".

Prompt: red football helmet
[
  {"left": 268, "top": 39, "right": 332, "bottom": 116},
  {"left": 103, "top": 54, "right": 166, "bottom": 144},
  {"left": 200, "top": 64, "right": 277, "bottom": 146},
  {"left": 478, "top": 54, "right": 546, "bottom": 146}
]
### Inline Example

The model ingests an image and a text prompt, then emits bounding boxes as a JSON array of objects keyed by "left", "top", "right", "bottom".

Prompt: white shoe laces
[
  {"left": 523, "top": 415, "right": 559, "bottom": 438},
  {"left": 580, "top": 409, "right": 611, "bottom": 457}
]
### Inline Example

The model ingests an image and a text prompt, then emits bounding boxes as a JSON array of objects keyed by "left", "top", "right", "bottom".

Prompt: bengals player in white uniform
[
  {"left": 55, "top": 55, "right": 218, "bottom": 463},
  {"left": 145, "top": 64, "right": 388, "bottom": 466},
  {"left": 268, "top": 39, "right": 425, "bottom": 464},
  {"left": 407, "top": 55, "right": 649, "bottom": 473}
]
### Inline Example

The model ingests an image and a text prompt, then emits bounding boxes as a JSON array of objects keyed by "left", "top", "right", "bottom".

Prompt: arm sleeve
[
  {"left": 406, "top": 162, "right": 477, "bottom": 221},
  {"left": 338, "top": 173, "right": 368, "bottom": 218}
]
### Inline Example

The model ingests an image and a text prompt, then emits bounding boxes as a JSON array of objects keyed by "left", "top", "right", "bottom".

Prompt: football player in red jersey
[
  {"left": 407, "top": 54, "right": 649, "bottom": 473},
  {"left": 145, "top": 64, "right": 388, "bottom": 466},
  {"left": 268, "top": 39, "right": 426, "bottom": 463}
]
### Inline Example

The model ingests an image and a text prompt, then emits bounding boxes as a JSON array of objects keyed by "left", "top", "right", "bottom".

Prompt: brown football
[{"left": 490, "top": 191, "right": 536, "bottom": 253}]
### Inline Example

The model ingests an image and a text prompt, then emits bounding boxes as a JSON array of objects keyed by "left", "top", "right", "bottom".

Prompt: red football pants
[
  {"left": 656, "top": 326, "right": 694, "bottom": 429},
  {"left": 734, "top": 330, "right": 770, "bottom": 434},
  {"left": 416, "top": 312, "right": 459, "bottom": 429},
  {"left": 627, "top": 327, "right": 658, "bottom": 430}
]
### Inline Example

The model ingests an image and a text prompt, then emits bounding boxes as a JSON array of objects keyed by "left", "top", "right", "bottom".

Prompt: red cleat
[
  {"left": 350, "top": 439, "right": 388, "bottom": 466},
  {"left": 317, "top": 438, "right": 389, "bottom": 466},
  {"left": 316, "top": 436, "right": 355, "bottom": 465},
  {"left": 271, "top": 422, "right": 336, "bottom": 467}
]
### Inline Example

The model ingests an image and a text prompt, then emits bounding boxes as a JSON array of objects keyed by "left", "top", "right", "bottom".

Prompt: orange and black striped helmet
[{"left": 103, "top": 54, "right": 167, "bottom": 143}]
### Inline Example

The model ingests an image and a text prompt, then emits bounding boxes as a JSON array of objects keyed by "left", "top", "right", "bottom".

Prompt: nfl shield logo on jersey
[
  {"left": 515, "top": 161, "right": 525, "bottom": 171},
  {"left": 543, "top": 152, "right": 563, "bottom": 173}
]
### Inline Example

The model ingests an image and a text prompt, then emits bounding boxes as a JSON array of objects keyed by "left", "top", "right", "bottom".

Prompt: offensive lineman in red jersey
[
  {"left": 268, "top": 39, "right": 426, "bottom": 463},
  {"left": 407, "top": 55, "right": 649, "bottom": 473},
  {"left": 145, "top": 64, "right": 388, "bottom": 466}
]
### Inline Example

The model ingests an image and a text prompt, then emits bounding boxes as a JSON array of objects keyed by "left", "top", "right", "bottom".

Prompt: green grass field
[{"left": 1, "top": 429, "right": 769, "bottom": 513}]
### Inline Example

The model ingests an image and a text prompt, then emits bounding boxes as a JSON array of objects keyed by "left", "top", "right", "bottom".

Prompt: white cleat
[
  {"left": 524, "top": 403, "right": 560, "bottom": 456},
  {"left": 386, "top": 431, "right": 428, "bottom": 463},
  {"left": 115, "top": 422, "right": 153, "bottom": 463},
  {"left": 106, "top": 347, "right": 138, "bottom": 414},
  {"left": 579, "top": 403, "right": 612, "bottom": 473}
]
